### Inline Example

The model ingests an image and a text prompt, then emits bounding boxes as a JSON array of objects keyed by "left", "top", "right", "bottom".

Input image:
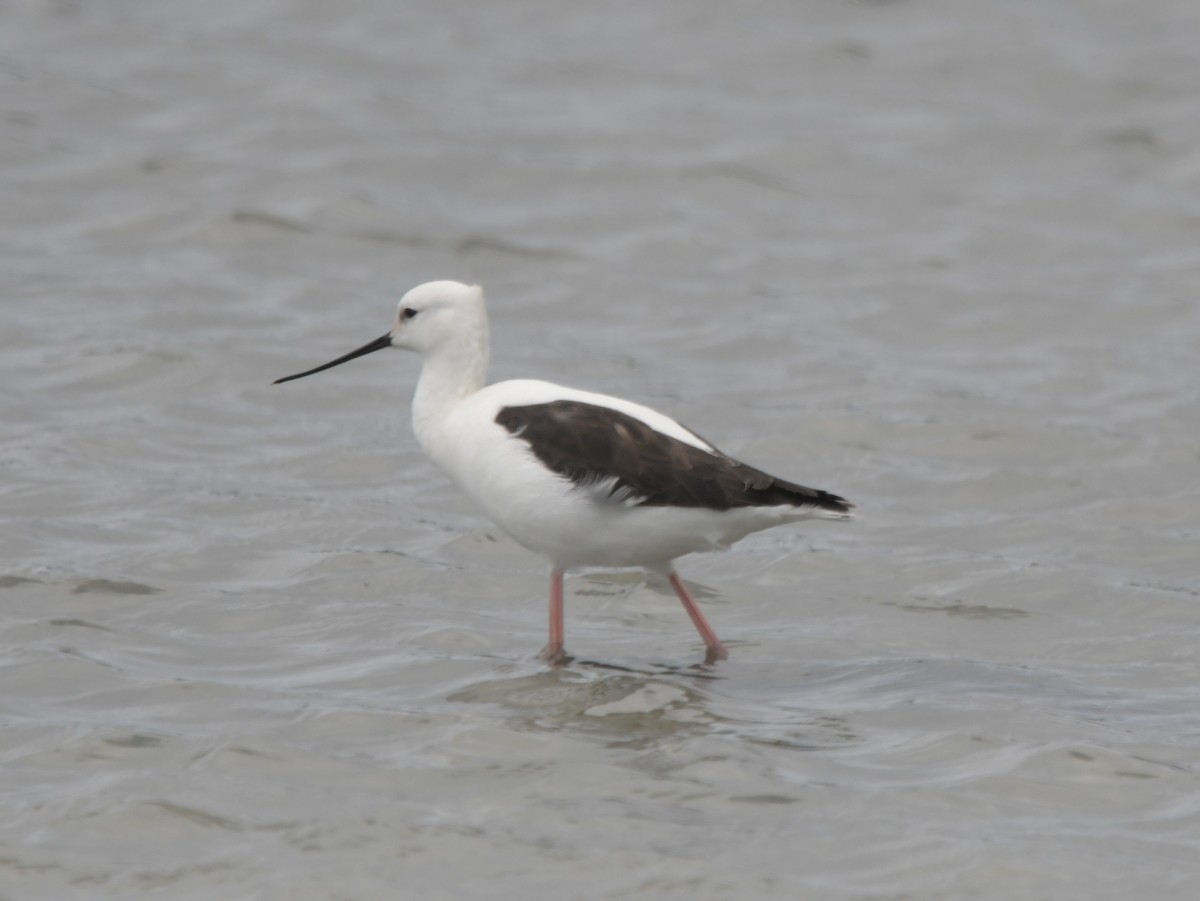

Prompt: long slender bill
[{"left": 273, "top": 333, "right": 393, "bottom": 384}]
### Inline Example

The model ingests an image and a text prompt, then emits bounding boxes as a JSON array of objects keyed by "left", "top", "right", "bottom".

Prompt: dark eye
[{"left": 401, "top": 307, "right": 418, "bottom": 321}]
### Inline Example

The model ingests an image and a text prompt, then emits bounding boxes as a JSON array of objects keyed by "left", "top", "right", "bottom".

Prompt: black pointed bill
[{"left": 273, "top": 333, "right": 393, "bottom": 384}]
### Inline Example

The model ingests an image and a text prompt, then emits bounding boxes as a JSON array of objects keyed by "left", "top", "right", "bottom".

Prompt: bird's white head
[
  {"left": 273, "top": 280, "right": 487, "bottom": 386},
  {"left": 387, "top": 280, "right": 486, "bottom": 354}
]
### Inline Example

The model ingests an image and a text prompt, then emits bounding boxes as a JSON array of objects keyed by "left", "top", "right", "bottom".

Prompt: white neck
[{"left": 411, "top": 322, "right": 489, "bottom": 444}]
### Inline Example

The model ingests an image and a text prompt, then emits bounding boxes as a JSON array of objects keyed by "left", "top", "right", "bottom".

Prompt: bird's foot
[
  {"left": 538, "top": 644, "right": 573, "bottom": 668},
  {"left": 703, "top": 642, "right": 730, "bottom": 665}
]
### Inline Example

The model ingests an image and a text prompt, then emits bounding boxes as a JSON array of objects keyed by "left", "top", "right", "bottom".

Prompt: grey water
[{"left": 2, "top": 2, "right": 1199, "bottom": 898}]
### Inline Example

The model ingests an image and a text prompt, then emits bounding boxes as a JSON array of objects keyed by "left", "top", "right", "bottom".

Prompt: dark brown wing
[{"left": 495, "top": 400, "right": 852, "bottom": 513}]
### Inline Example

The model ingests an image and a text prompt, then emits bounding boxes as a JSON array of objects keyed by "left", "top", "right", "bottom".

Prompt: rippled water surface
[{"left": 3, "top": 2, "right": 1199, "bottom": 898}]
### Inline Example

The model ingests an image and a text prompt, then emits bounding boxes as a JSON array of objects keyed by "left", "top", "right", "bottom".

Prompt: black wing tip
[
  {"left": 768, "top": 480, "right": 854, "bottom": 515},
  {"left": 822, "top": 492, "right": 854, "bottom": 512},
  {"left": 802, "top": 490, "right": 854, "bottom": 517}
]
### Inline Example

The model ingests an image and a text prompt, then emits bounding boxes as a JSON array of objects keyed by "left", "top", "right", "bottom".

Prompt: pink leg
[
  {"left": 668, "top": 571, "right": 729, "bottom": 663},
  {"left": 539, "top": 568, "right": 569, "bottom": 666}
]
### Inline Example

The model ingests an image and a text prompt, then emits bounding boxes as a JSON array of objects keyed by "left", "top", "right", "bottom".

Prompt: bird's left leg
[{"left": 538, "top": 567, "right": 570, "bottom": 666}]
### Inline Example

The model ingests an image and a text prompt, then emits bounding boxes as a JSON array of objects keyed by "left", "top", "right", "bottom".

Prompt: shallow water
[{"left": 3, "top": 1, "right": 1199, "bottom": 898}]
